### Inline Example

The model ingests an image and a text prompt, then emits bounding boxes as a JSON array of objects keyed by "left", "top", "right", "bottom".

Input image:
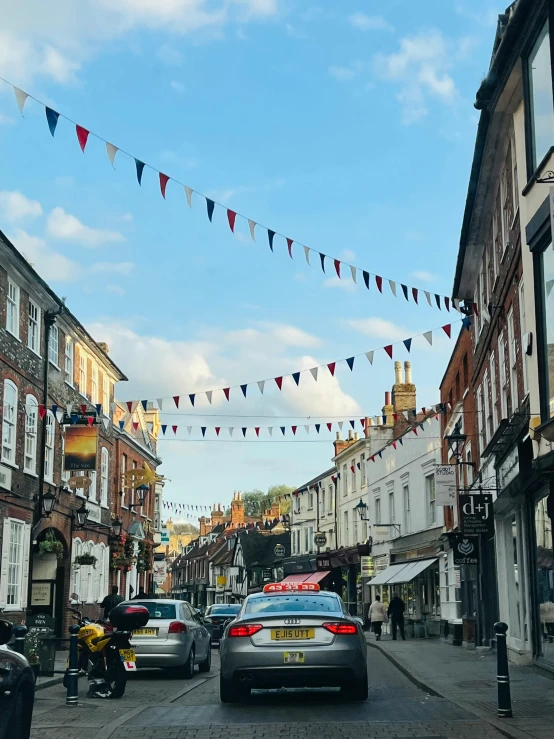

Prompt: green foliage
[
  {"left": 24, "top": 630, "right": 41, "bottom": 664},
  {"left": 38, "top": 530, "right": 64, "bottom": 559},
  {"left": 238, "top": 485, "right": 296, "bottom": 517}
]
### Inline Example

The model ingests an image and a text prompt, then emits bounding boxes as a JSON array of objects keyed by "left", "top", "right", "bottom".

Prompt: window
[
  {"left": 426, "top": 474, "right": 436, "bottom": 526},
  {"left": 44, "top": 412, "right": 55, "bottom": 482},
  {"left": 308, "top": 490, "right": 314, "bottom": 509},
  {"left": 361, "top": 453, "right": 366, "bottom": 486},
  {"left": 2, "top": 380, "right": 18, "bottom": 464},
  {"left": 477, "top": 385, "right": 485, "bottom": 456},
  {"left": 490, "top": 352, "right": 498, "bottom": 432},
  {"left": 507, "top": 307, "right": 518, "bottom": 413},
  {"left": 321, "top": 487, "right": 326, "bottom": 514},
  {"left": 28, "top": 301, "right": 40, "bottom": 354},
  {"left": 24, "top": 395, "right": 38, "bottom": 474},
  {"left": 483, "top": 371, "right": 491, "bottom": 443},
  {"left": 101, "top": 448, "right": 109, "bottom": 507},
  {"left": 526, "top": 21, "right": 554, "bottom": 170},
  {"left": 500, "top": 168, "right": 510, "bottom": 254},
  {"left": 375, "top": 497, "right": 381, "bottom": 524},
  {"left": 403, "top": 484, "right": 410, "bottom": 534},
  {"left": 519, "top": 281, "right": 528, "bottom": 394},
  {"left": 343, "top": 511, "right": 349, "bottom": 546},
  {"left": 0, "top": 519, "right": 30, "bottom": 610},
  {"left": 102, "top": 376, "right": 109, "bottom": 414},
  {"left": 539, "top": 243, "right": 554, "bottom": 417},
  {"left": 79, "top": 351, "right": 87, "bottom": 396},
  {"left": 91, "top": 365, "right": 98, "bottom": 405},
  {"left": 65, "top": 336, "right": 74, "bottom": 385},
  {"left": 6, "top": 279, "right": 20, "bottom": 338},
  {"left": 388, "top": 490, "right": 395, "bottom": 523},
  {"left": 511, "top": 131, "right": 518, "bottom": 220},
  {"left": 328, "top": 485, "right": 333, "bottom": 513},
  {"left": 48, "top": 324, "right": 59, "bottom": 366},
  {"left": 351, "top": 458, "right": 356, "bottom": 491},
  {"left": 498, "top": 332, "right": 508, "bottom": 419},
  {"left": 342, "top": 464, "right": 347, "bottom": 496},
  {"left": 304, "top": 527, "right": 309, "bottom": 553}
]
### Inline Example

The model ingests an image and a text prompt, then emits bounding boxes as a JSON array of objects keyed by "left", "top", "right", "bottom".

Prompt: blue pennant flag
[
  {"left": 241, "top": 384, "right": 248, "bottom": 398},
  {"left": 71, "top": 414, "right": 78, "bottom": 425},
  {"left": 350, "top": 420, "right": 355, "bottom": 429},
  {"left": 412, "top": 409, "right": 417, "bottom": 417},
  {"left": 161, "top": 424, "right": 167, "bottom": 435},
  {"left": 398, "top": 438, "right": 403, "bottom": 445},
  {"left": 268, "top": 230, "right": 275, "bottom": 251},
  {"left": 440, "top": 403, "right": 447, "bottom": 414},
  {"left": 206, "top": 198, "right": 215, "bottom": 222},
  {"left": 462, "top": 316, "right": 472, "bottom": 330},
  {"left": 403, "top": 338, "right": 412, "bottom": 353},
  {"left": 141, "top": 400, "right": 148, "bottom": 411},
  {"left": 242, "top": 427, "right": 247, "bottom": 437},
  {"left": 189, "top": 394, "right": 195, "bottom": 406},
  {"left": 292, "top": 372, "right": 300, "bottom": 386},
  {"left": 435, "top": 294, "right": 441, "bottom": 310},
  {"left": 315, "top": 424, "right": 320, "bottom": 433},
  {"left": 401, "top": 284, "right": 409, "bottom": 301},
  {"left": 357, "top": 462, "right": 361, "bottom": 470},
  {"left": 119, "top": 420, "right": 125, "bottom": 430},
  {"left": 378, "top": 450, "right": 382, "bottom": 458},
  {"left": 319, "top": 253, "right": 326, "bottom": 272},
  {"left": 135, "top": 159, "right": 145, "bottom": 185},
  {"left": 45, "top": 107, "right": 59, "bottom": 136},
  {"left": 95, "top": 404, "right": 102, "bottom": 416},
  {"left": 280, "top": 426, "right": 286, "bottom": 435},
  {"left": 201, "top": 427, "right": 206, "bottom": 437},
  {"left": 346, "top": 356, "right": 355, "bottom": 371},
  {"left": 51, "top": 404, "right": 58, "bottom": 416},
  {"left": 362, "top": 271, "right": 370, "bottom": 289}
]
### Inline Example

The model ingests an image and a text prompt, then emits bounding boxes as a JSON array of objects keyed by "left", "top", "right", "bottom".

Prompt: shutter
[
  {"left": 0, "top": 519, "right": 11, "bottom": 607},
  {"left": 20, "top": 523, "right": 31, "bottom": 609}
]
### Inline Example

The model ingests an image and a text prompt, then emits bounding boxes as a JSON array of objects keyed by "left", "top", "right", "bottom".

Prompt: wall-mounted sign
[
  {"left": 451, "top": 535, "right": 479, "bottom": 566},
  {"left": 435, "top": 465, "right": 457, "bottom": 506},
  {"left": 274, "top": 544, "right": 285, "bottom": 557},
  {"left": 216, "top": 576, "right": 227, "bottom": 591},
  {"left": 360, "top": 556, "right": 374, "bottom": 577},
  {"left": 316, "top": 556, "right": 331, "bottom": 571},
  {"left": 64, "top": 426, "right": 98, "bottom": 471},
  {"left": 122, "top": 462, "right": 158, "bottom": 489},
  {"left": 68, "top": 476, "right": 92, "bottom": 491},
  {"left": 31, "top": 582, "right": 51, "bottom": 606},
  {"left": 314, "top": 532, "right": 327, "bottom": 547},
  {"left": 161, "top": 526, "right": 170, "bottom": 544},
  {"left": 460, "top": 494, "right": 494, "bottom": 536},
  {"left": 374, "top": 525, "right": 390, "bottom": 538},
  {"left": 497, "top": 447, "right": 519, "bottom": 490}
]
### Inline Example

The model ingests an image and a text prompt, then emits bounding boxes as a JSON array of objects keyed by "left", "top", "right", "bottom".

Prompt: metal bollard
[
  {"left": 66, "top": 624, "right": 80, "bottom": 706},
  {"left": 12, "top": 625, "right": 28, "bottom": 655},
  {"left": 494, "top": 622, "right": 513, "bottom": 718}
]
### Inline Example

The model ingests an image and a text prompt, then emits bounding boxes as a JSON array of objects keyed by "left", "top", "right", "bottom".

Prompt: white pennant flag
[
  {"left": 257, "top": 380, "right": 265, "bottom": 395},
  {"left": 350, "top": 265, "right": 357, "bottom": 284},
  {"left": 303, "top": 245, "right": 311, "bottom": 265},
  {"left": 365, "top": 351, "right": 374, "bottom": 365},
  {"left": 56, "top": 408, "right": 64, "bottom": 424},
  {"left": 187, "top": 426, "right": 192, "bottom": 435},
  {"left": 424, "top": 291, "right": 432, "bottom": 306},
  {"left": 157, "top": 398, "right": 164, "bottom": 411},
  {"left": 66, "top": 403, "right": 73, "bottom": 417},
  {"left": 248, "top": 219, "right": 256, "bottom": 241},
  {"left": 106, "top": 142, "right": 118, "bottom": 167},
  {"left": 268, "top": 427, "right": 273, "bottom": 436},
  {"left": 229, "top": 427, "right": 234, "bottom": 437},
  {"left": 304, "top": 425, "right": 310, "bottom": 434},
  {"left": 206, "top": 390, "right": 213, "bottom": 404},
  {"left": 423, "top": 331, "right": 433, "bottom": 345},
  {"left": 310, "top": 367, "right": 318, "bottom": 381},
  {"left": 109, "top": 402, "right": 117, "bottom": 415},
  {"left": 338, "top": 421, "right": 344, "bottom": 430},
  {"left": 389, "top": 280, "right": 397, "bottom": 297},
  {"left": 184, "top": 186, "right": 193, "bottom": 207},
  {"left": 102, "top": 416, "right": 110, "bottom": 430},
  {"left": 14, "top": 87, "right": 28, "bottom": 115}
]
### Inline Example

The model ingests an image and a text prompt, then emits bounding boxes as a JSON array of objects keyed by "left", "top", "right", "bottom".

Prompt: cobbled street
[{"left": 30, "top": 649, "right": 506, "bottom": 739}]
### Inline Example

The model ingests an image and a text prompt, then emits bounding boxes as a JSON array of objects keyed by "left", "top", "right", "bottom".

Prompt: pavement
[
  {"left": 365, "top": 633, "right": 554, "bottom": 739},
  {"left": 35, "top": 653, "right": 71, "bottom": 690}
]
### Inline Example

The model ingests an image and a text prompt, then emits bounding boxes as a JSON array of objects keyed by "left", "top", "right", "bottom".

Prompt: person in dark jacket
[
  {"left": 388, "top": 593, "right": 406, "bottom": 640},
  {"left": 100, "top": 586, "right": 124, "bottom": 619},
  {"left": 133, "top": 588, "right": 150, "bottom": 600}
]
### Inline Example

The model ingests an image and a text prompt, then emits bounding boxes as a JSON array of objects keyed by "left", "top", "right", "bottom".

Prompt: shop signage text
[
  {"left": 314, "top": 532, "right": 327, "bottom": 547},
  {"left": 451, "top": 534, "right": 479, "bottom": 566},
  {"left": 435, "top": 465, "right": 457, "bottom": 506},
  {"left": 360, "top": 556, "right": 374, "bottom": 577},
  {"left": 274, "top": 544, "right": 285, "bottom": 557},
  {"left": 497, "top": 447, "right": 519, "bottom": 490},
  {"left": 460, "top": 493, "right": 494, "bottom": 536}
]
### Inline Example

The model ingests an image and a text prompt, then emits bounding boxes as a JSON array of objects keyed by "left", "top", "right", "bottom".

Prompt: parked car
[
  {"left": 0, "top": 620, "right": 35, "bottom": 739},
  {"left": 203, "top": 604, "right": 241, "bottom": 644},
  {"left": 125, "top": 600, "right": 211, "bottom": 677}
]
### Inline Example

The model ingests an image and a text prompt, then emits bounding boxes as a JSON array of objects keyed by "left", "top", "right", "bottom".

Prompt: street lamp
[
  {"left": 446, "top": 419, "right": 467, "bottom": 462},
  {"left": 41, "top": 489, "right": 57, "bottom": 517},
  {"left": 111, "top": 517, "right": 123, "bottom": 538},
  {"left": 354, "top": 500, "right": 370, "bottom": 521},
  {"left": 130, "top": 484, "right": 148, "bottom": 509},
  {"left": 75, "top": 501, "right": 89, "bottom": 528}
]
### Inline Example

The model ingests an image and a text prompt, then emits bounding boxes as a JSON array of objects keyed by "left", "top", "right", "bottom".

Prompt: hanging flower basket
[
  {"left": 38, "top": 531, "right": 64, "bottom": 559},
  {"left": 74, "top": 553, "right": 97, "bottom": 568}
]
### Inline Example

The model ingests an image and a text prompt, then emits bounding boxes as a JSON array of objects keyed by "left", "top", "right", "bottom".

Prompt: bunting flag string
[
  {"left": 121, "top": 317, "right": 469, "bottom": 409},
  {"left": 1, "top": 75, "right": 471, "bottom": 316}
]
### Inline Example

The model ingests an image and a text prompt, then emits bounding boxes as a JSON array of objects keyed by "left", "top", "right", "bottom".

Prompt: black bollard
[
  {"left": 494, "top": 622, "right": 512, "bottom": 718},
  {"left": 66, "top": 624, "right": 80, "bottom": 706},
  {"left": 12, "top": 625, "right": 28, "bottom": 655}
]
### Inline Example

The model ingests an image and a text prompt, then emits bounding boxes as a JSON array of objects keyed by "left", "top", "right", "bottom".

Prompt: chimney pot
[
  {"left": 404, "top": 361, "right": 413, "bottom": 384},
  {"left": 385, "top": 391, "right": 391, "bottom": 405},
  {"left": 394, "top": 361, "right": 402, "bottom": 384},
  {"left": 354, "top": 432, "right": 359, "bottom": 440},
  {"left": 348, "top": 430, "right": 354, "bottom": 440},
  {"left": 336, "top": 431, "right": 341, "bottom": 440}
]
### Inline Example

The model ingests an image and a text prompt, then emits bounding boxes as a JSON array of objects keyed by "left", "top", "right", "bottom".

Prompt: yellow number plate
[
  {"left": 271, "top": 628, "right": 315, "bottom": 641},
  {"left": 132, "top": 628, "right": 157, "bottom": 636},
  {"left": 284, "top": 652, "right": 305, "bottom": 664},
  {"left": 119, "top": 649, "right": 136, "bottom": 661}
]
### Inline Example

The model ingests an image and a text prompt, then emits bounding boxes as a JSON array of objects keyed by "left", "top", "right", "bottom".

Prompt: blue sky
[{"left": 0, "top": 0, "right": 500, "bottom": 520}]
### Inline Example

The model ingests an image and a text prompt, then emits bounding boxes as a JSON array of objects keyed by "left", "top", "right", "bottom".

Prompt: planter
[
  {"left": 405, "top": 623, "right": 415, "bottom": 639},
  {"left": 31, "top": 663, "right": 40, "bottom": 680},
  {"left": 33, "top": 553, "right": 58, "bottom": 580},
  {"left": 74, "top": 555, "right": 97, "bottom": 568}
]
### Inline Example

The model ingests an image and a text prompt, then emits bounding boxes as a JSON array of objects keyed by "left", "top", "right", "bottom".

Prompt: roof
[{"left": 296, "top": 466, "right": 336, "bottom": 493}]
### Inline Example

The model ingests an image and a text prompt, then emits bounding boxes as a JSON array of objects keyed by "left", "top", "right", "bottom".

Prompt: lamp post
[
  {"left": 446, "top": 419, "right": 467, "bottom": 463},
  {"left": 354, "top": 500, "right": 370, "bottom": 521}
]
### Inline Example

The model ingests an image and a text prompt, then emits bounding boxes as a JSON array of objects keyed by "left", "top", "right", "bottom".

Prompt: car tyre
[
  {"left": 198, "top": 643, "right": 212, "bottom": 672},
  {"left": 180, "top": 646, "right": 195, "bottom": 679},
  {"left": 220, "top": 675, "right": 249, "bottom": 703},
  {"left": 342, "top": 673, "right": 368, "bottom": 701},
  {"left": 6, "top": 685, "right": 33, "bottom": 739}
]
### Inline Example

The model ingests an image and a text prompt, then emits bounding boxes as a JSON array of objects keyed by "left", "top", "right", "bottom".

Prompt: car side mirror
[{"left": 0, "top": 619, "right": 13, "bottom": 646}]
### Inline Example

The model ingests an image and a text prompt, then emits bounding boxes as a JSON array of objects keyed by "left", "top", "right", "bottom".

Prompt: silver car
[
  {"left": 126, "top": 599, "right": 211, "bottom": 677},
  {"left": 219, "top": 584, "right": 367, "bottom": 702}
]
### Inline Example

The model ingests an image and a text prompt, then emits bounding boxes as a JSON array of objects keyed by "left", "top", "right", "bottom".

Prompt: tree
[{"left": 240, "top": 485, "right": 295, "bottom": 517}]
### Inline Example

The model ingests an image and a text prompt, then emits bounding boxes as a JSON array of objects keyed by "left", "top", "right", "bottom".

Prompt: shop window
[
  {"left": 526, "top": 21, "right": 554, "bottom": 172},
  {"left": 535, "top": 495, "right": 554, "bottom": 665},
  {"left": 539, "top": 243, "right": 554, "bottom": 417}
]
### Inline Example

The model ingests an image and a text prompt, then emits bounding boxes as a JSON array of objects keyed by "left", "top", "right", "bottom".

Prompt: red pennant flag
[
  {"left": 292, "top": 426, "right": 297, "bottom": 435},
  {"left": 326, "top": 422, "right": 332, "bottom": 432},
  {"left": 412, "top": 287, "right": 418, "bottom": 304},
  {"left": 275, "top": 376, "right": 283, "bottom": 390},
  {"left": 223, "top": 387, "right": 230, "bottom": 401},
  {"left": 384, "top": 345, "right": 393, "bottom": 359},
  {"left": 287, "top": 238, "right": 293, "bottom": 258},
  {"left": 370, "top": 455, "right": 375, "bottom": 462},
  {"left": 159, "top": 173, "right": 170, "bottom": 198},
  {"left": 350, "top": 465, "right": 355, "bottom": 473},
  {"left": 126, "top": 401, "right": 133, "bottom": 413},
  {"left": 215, "top": 427, "right": 221, "bottom": 436},
  {"left": 132, "top": 421, "right": 139, "bottom": 431},
  {"left": 327, "top": 362, "right": 336, "bottom": 376},
  {"left": 172, "top": 425, "right": 178, "bottom": 435},
  {"left": 334, "top": 259, "right": 341, "bottom": 278},
  {"left": 412, "top": 427, "right": 418, "bottom": 435},
  {"left": 76, "top": 125, "right": 89, "bottom": 152},
  {"left": 376, "top": 276, "right": 383, "bottom": 293},
  {"left": 434, "top": 413, "right": 439, "bottom": 420},
  {"left": 173, "top": 395, "right": 180, "bottom": 408},
  {"left": 88, "top": 416, "right": 94, "bottom": 427},
  {"left": 392, "top": 441, "right": 397, "bottom": 449},
  {"left": 39, "top": 404, "right": 47, "bottom": 420},
  {"left": 473, "top": 302, "right": 479, "bottom": 317},
  {"left": 227, "top": 209, "right": 236, "bottom": 233},
  {"left": 442, "top": 324, "right": 452, "bottom": 338},
  {"left": 255, "top": 427, "right": 260, "bottom": 437},
  {"left": 393, "top": 413, "right": 398, "bottom": 421},
  {"left": 360, "top": 418, "right": 366, "bottom": 429},
  {"left": 422, "top": 407, "right": 427, "bottom": 414},
  {"left": 81, "top": 404, "right": 88, "bottom": 414}
]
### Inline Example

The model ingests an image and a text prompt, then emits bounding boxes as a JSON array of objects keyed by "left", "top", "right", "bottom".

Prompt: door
[{"left": 182, "top": 602, "right": 208, "bottom": 661}]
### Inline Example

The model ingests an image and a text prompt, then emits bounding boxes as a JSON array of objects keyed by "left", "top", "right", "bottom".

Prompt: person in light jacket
[{"left": 368, "top": 595, "right": 388, "bottom": 641}]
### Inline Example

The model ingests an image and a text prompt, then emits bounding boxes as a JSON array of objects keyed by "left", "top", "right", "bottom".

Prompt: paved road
[{"left": 31, "top": 649, "right": 506, "bottom": 739}]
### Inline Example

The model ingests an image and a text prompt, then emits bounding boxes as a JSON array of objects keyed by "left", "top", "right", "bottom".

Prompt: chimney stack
[
  {"left": 405, "top": 361, "right": 413, "bottom": 384},
  {"left": 382, "top": 391, "right": 394, "bottom": 427},
  {"left": 394, "top": 361, "right": 402, "bottom": 384}
]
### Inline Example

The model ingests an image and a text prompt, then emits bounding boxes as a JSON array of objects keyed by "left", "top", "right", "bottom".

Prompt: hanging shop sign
[
  {"left": 64, "top": 425, "right": 98, "bottom": 471},
  {"left": 460, "top": 493, "right": 494, "bottom": 536},
  {"left": 216, "top": 576, "right": 227, "bottom": 592},
  {"left": 435, "top": 465, "right": 457, "bottom": 506},
  {"left": 274, "top": 544, "right": 286, "bottom": 557},
  {"left": 68, "top": 476, "right": 92, "bottom": 491},
  {"left": 451, "top": 535, "right": 479, "bottom": 566},
  {"left": 31, "top": 582, "right": 52, "bottom": 607},
  {"left": 374, "top": 525, "right": 391, "bottom": 538},
  {"left": 360, "top": 556, "right": 375, "bottom": 577},
  {"left": 317, "top": 555, "right": 331, "bottom": 570},
  {"left": 497, "top": 447, "right": 519, "bottom": 490},
  {"left": 314, "top": 532, "right": 327, "bottom": 547}
]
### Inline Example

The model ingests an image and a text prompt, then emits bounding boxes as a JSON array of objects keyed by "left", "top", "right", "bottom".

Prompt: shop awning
[
  {"left": 387, "top": 558, "right": 438, "bottom": 585},
  {"left": 367, "top": 563, "right": 410, "bottom": 586},
  {"left": 281, "top": 574, "right": 311, "bottom": 584},
  {"left": 304, "top": 570, "right": 330, "bottom": 584}
]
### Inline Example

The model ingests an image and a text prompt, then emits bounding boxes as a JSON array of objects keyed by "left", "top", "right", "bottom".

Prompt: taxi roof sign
[{"left": 263, "top": 582, "right": 320, "bottom": 593}]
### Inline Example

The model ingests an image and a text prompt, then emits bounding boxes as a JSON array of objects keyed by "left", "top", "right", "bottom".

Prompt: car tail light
[
  {"left": 323, "top": 622, "right": 358, "bottom": 635},
  {"left": 168, "top": 621, "right": 187, "bottom": 633},
  {"left": 228, "top": 624, "right": 263, "bottom": 638}
]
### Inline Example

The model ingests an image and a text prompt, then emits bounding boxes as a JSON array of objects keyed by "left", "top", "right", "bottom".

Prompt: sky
[{"left": 0, "top": 0, "right": 501, "bottom": 520}]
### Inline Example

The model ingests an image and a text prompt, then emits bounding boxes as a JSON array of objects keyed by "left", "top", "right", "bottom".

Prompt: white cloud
[
  {"left": 157, "top": 44, "right": 183, "bottom": 65},
  {"left": 90, "top": 261, "right": 135, "bottom": 275},
  {"left": 348, "top": 13, "right": 393, "bottom": 32},
  {"left": 46, "top": 207, "right": 126, "bottom": 247},
  {"left": 257, "top": 323, "right": 322, "bottom": 348},
  {"left": 209, "top": 178, "right": 285, "bottom": 205},
  {"left": 324, "top": 276, "right": 356, "bottom": 292},
  {"left": 118, "top": 212, "right": 134, "bottom": 223},
  {"left": 106, "top": 284, "right": 126, "bottom": 295},
  {"left": 13, "top": 228, "right": 82, "bottom": 281},
  {"left": 411, "top": 270, "right": 438, "bottom": 283},
  {"left": 170, "top": 80, "right": 185, "bottom": 94},
  {"left": 0, "top": 190, "right": 43, "bottom": 223},
  {"left": 340, "top": 248, "right": 356, "bottom": 262},
  {"left": 348, "top": 317, "right": 408, "bottom": 342},
  {"left": 374, "top": 31, "right": 458, "bottom": 124},
  {"left": 329, "top": 65, "right": 356, "bottom": 81}
]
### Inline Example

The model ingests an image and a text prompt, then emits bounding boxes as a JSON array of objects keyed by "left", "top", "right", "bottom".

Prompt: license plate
[
  {"left": 284, "top": 652, "right": 304, "bottom": 664},
  {"left": 119, "top": 649, "right": 136, "bottom": 662},
  {"left": 132, "top": 628, "right": 157, "bottom": 636},
  {"left": 271, "top": 628, "right": 315, "bottom": 641}
]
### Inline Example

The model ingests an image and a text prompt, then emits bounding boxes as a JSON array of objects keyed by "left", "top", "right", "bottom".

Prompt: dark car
[
  {"left": 0, "top": 620, "right": 35, "bottom": 739},
  {"left": 203, "top": 604, "right": 241, "bottom": 644}
]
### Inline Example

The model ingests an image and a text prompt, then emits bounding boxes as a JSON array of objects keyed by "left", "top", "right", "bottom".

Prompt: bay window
[{"left": 526, "top": 21, "right": 554, "bottom": 171}]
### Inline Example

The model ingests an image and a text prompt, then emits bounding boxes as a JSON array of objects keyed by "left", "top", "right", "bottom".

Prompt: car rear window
[
  {"left": 209, "top": 606, "right": 240, "bottom": 615},
  {"left": 133, "top": 602, "right": 176, "bottom": 619},
  {"left": 244, "top": 595, "right": 342, "bottom": 614}
]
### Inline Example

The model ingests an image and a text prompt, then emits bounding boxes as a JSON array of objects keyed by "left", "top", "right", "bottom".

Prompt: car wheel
[
  {"left": 181, "top": 646, "right": 195, "bottom": 679},
  {"left": 6, "top": 686, "right": 33, "bottom": 739},
  {"left": 219, "top": 675, "right": 248, "bottom": 703},
  {"left": 198, "top": 643, "right": 212, "bottom": 672},
  {"left": 342, "top": 674, "right": 368, "bottom": 701}
]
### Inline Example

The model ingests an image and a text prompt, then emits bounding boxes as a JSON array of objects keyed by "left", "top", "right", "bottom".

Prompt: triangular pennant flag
[
  {"left": 403, "top": 338, "right": 412, "bottom": 353},
  {"left": 349, "top": 420, "right": 355, "bottom": 429},
  {"left": 327, "top": 362, "right": 336, "bottom": 376},
  {"left": 393, "top": 413, "right": 398, "bottom": 421},
  {"left": 319, "top": 253, "right": 326, "bottom": 272},
  {"left": 45, "top": 107, "right": 59, "bottom": 136},
  {"left": 334, "top": 259, "right": 341, "bottom": 278},
  {"left": 156, "top": 398, "right": 163, "bottom": 411},
  {"left": 14, "top": 87, "right": 28, "bottom": 115},
  {"left": 159, "top": 173, "right": 170, "bottom": 199},
  {"left": 242, "top": 428, "right": 247, "bottom": 437},
  {"left": 215, "top": 427, "right": 220, "bottom": 436},
  {"left": 126, "top": 401, "right": 133, "bottom": 413},
  {"left": 102, "top": 416, "right": 110, "bottom": 430},
  {"left": 38, "top": 404, "right": 47, "bottom": 420},
  {"left": 141, "top": 400, "right": 148, "bottom": 411},
  {"left": 76, "top": 125, "right": 89, "bottom": 152},
  {"left": 346, "top": 356, "right": 355, "bottom": 371},
  {"left": 412, "top": 427, "right": 418, "bottom": 435},
  {"left": 292, "top": 426, "right": 297, "bottom": 435},
  {"left": 412, "top": 409, "right": 418, "bottom": 418},
  {"left": 135, "top": 159, "right": 145, "bottom": 185},
  {"left": 189, "top": 394, "right": 195, "bottom": 406},
  {"left": 172, "top": 425, "right": 178, "bottom": 435},
  {"left": 376, "top": 275, "right": 383, "bottom": 293},
  {"left": 360, "top": 418, "right": 366, "bottom": 429},
  {"left": 370, "top": 455, "right": 375, "bottom": 462},
  {"left": 80, "top": 404, "right": 87, "bottom": 414},
  {"left": 257, "top": 381, "right": 265, "bottom": 395},
  {"left": 88, "top": 416, "right": 95, "bottom": 427},
  {"left": 392, "top": 441, "right": 397, "bottom": 450},
  {"left": 315, "top": 424, "right": 320, "bottom": 433},
  {"left": 184, "top": 185, "right": 193, "bottom": 207},
  {"left": 453, "top": 298, "right": 460, "bottom": 311},
  {"left": 304, "top": 425, "right": 310, "bottom": 434},
  {"left": 51, "top": 404, "right": 58, "bottom": 417},
  {"left": 357, "top": 462, "right": 361, "bottom": 469},
  {"left": 95, "top": 404, "right": 102, "bottom": 416},
  {"left": 223, "top": 387, "right": 230, "bottom": 401},
  {"left": 227, "top": 209, "right": 236, "bottom": 233},
  {"left": 350, "top": 265, "right": 357, "bottom": 283},
  {"left": 106, "top": 142, "right": 118, "bottom": 167},
  {"left": 268, "top": 229, "right": 275, "bottom": 251},
  {"left": 424, "top": 291, "right": 432, "bottom": 306},
  {"left": 280, "top": 426, "right": 286, "bottom": 436},
  {"left": 161, "top": 424, "right": 167, "bottom": 435},
  {"left": 401, "top": 284, "right": 409, "bottom": 301},
  {"left": 362, "top": 270, "right": 370, "bottom": 289},
  {"left": 310, "top": 367, "right": 318, "bottom": 381},
  {"left": 420, "top": 423, "right": 425, "bottom": 431},
  {"left": 338, "top": 421, "right": 344, "bottom": 430},
  {"left": 435, "top": 294, "right": 442, "bottom": 310},
  {"left": 229, "top": 427, "right": 234, "bottom": 437},
  {"left": 206, "top": 198, "right": 215, "bottom": 222},
  {"left": 119, "top": 420, "right": 125, "bottom": 430},
  {"left": 384, "top": 345, "right": 393, "bottom": 359},
  {"left": 268, "top": 427, "right": 273, "bottom": 436},
  {"left": 389, "top": 280, "right": 397, "bottom": 297},
  {"left": 173, "top": 395, "right": 180, "bottom": 409},
  {"left": 56, "top": 408, "right": 64, "bottom": 424},
  {"left": 378, "top": 451, "right": 383, "bottom": 459},
  {"left": 71, "top": 414, "right": 78, "bottom": 425},
  {"left": 248, "top": 219, "right": 256, "bottom": 241},
  {"left": 399, "top": 437, "right": 403, "bottom": 445},
  {"left": 442, "top": 324, "right": 452, "bottom": 338},
  {"left": 412, "top": 287, "right": 419, "bottom": 304},
  {"left": 255, "top": 427, "right": 260, "bottom": 437},
  {"left": 67, "top": 404, "right": 73, "bottom": 417},
  {"left": 275, "top": 376, "right": 283, "bottom": 390},
  {"left": 462, "top": 316, "right": 471, "bottom": 330},
  {"left": 303, "top": 245, "right": 311, "bottom": 265},
  {"left": 444, "top": 297, "right": 451, "bottom": 312},
  {"left": 286, "top": 238, "right": 293, "bottom": 258},
  {"left": 366, "top": 351, "right": 374, "bottom": 365},
  {"left": 206, "top": 390, "right": 213, "bottom": 404},
  {"left": 292, "top": 372, "right": 301, "bottom": 386},
  {"left": 423, "top": 331, "right": 433, "bottom": 345},
  {"left": 241, "top": 384, "right": 248, "bottom": 398},
  {"left": 326, "top": 422, "right": 332, "bottom": 432},
  {"left": 132, "top": 421, "right": 139, "bottom": 432}
]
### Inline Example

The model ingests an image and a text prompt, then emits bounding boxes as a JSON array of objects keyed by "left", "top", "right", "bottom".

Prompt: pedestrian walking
[
  {"left": 100, "top": 585, "right": 124, "bottom": 619},
  {"left": 368, "top": 595, "right": 388, "bottom": 641},
  {"left": 388, "top": 592, "right": 406, "bottom": 640},
  {"left": 133, "top": 587, "right": 150, "bottom": 600}
]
